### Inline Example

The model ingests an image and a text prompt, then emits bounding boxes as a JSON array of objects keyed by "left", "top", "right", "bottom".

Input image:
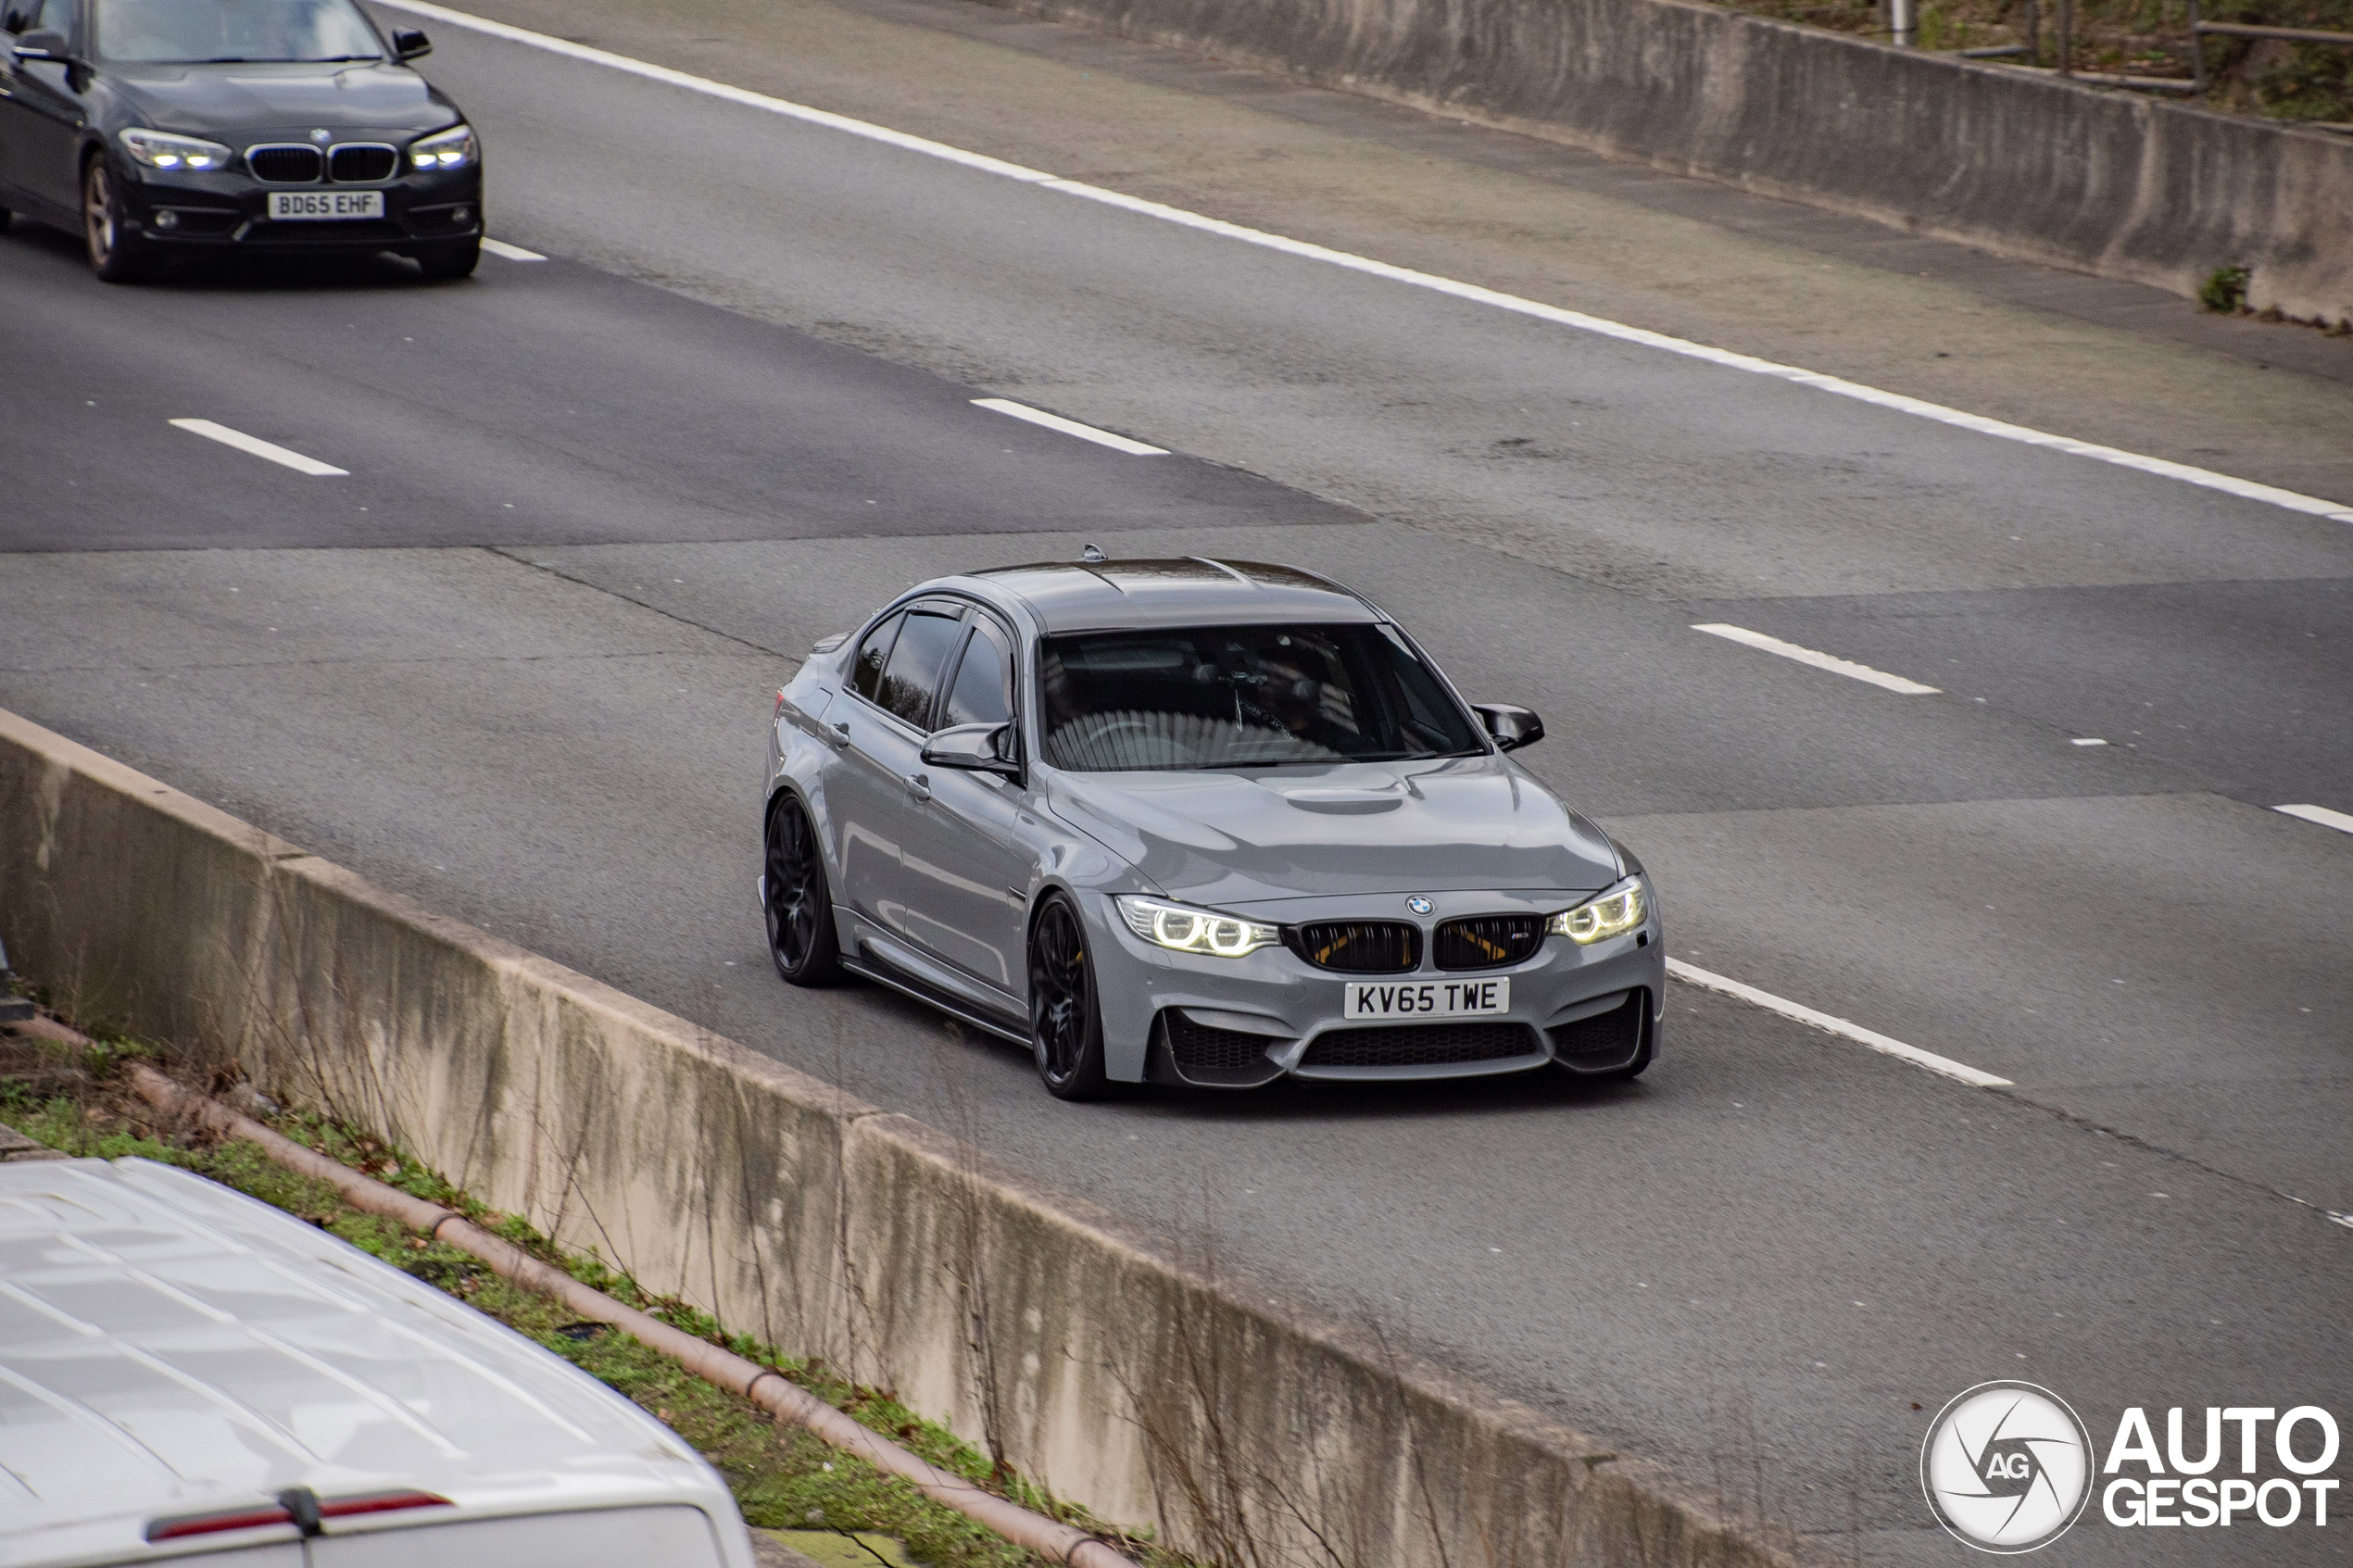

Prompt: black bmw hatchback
[{"left": 0, "top": 0, "right": 481, "bottom": 281}]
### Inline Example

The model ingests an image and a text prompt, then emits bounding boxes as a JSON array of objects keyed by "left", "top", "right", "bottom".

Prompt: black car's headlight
[
  {"left": 1548, "top": 877, "right": 1646, "bottom": 945},
  {"left": 1116, "top": 896, "right": 1280, "bottom": 958},
  {"left": 120, "top": 128, "right": 233, "bottom": 171},
  {"left": 409, "top": 123, "right": 476, "bottom": 170}
]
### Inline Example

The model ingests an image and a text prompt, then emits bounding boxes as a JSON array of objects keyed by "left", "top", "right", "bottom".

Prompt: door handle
[
  {"left": 903, "top": 772, "right": 932, "bottom": 801},
  {"left": 826, "top": 721, "right": 851, "bottom": 749}
]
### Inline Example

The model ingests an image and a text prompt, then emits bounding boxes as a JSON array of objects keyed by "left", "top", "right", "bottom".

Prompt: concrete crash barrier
[
  {"left": 0, "top": 705, "right": 1808, "bottom": 1568},
  {"left": 979, "top": 0, "right": 2353, "bottom": 323}
]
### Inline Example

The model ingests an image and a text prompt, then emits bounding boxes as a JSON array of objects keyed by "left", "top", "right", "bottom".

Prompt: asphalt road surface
[{"left": 2, "top": 4, "right": 2347, "bottom": 1560}]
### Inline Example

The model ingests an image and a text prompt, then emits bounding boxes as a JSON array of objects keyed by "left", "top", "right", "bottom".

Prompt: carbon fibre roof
[{"left": 961, "top": 558, "right": 1381, "bottom": 633}]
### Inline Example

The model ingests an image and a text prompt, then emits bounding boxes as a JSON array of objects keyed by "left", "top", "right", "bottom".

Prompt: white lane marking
[
  {"left": 480, "top": 237, "right": 546, "bottom": 261},
  {"left": 168, "top": 419, "right": 347, "bottom": 476},
  {"left": 374, "top": 0, "right": 2353, "bottom": 528},
  {"left": 2070, "top": 737, "right": 2109, "bottom": 746},
  {"left": 2276, "top": 803, "right": 2353, "bottom": 834},
  {"left": 973, "top": 397, "right": 1167, "bottom": 455},
  {"left": 1667, "top": 958, "right": 2012, "bottom": 1087},
  {"left": 1691, "top": 623, "right": 1940, "bottom": 694}
]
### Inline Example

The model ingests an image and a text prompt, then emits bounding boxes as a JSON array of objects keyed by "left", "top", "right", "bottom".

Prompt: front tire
[
  {"left": 415, "top": 238, "right": 479, "bottom": 281},
  {"left": 84, "top": 159, "right": 151, "bottom": 283},
  {"left": 1028, "top": 894, "right": 1111, "bottom": 1100},
  {"left": 764, "top": 794, "right": 840, "bottom": 986}
]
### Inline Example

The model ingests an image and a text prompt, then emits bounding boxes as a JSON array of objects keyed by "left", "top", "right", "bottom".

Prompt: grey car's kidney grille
[
  {"left": 1285, "top": 921, "right": 1419, "bottom": 973},
  {"left": 1302, "top": 1022, "right": 1536, "bottom": 1068},
  {"left": 246, "top": 144, "right": 324, "bottom": 182},
  {"left": 329, "top": 143, "right": 397, "bottom": 182},
  {"left": 1546, "top": 991, "right": 1647, "bottom": 1072},
  {"left": 1434, "top": 914, "right": 1543, "bottom": 970}
]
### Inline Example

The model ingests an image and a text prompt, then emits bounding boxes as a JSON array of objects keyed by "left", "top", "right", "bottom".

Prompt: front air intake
[{"left": 246, "top": 144, "right": 323, "bottom": 183}]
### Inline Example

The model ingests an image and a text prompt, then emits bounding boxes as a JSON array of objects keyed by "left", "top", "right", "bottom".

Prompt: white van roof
[{"left": 0, "top": 1158, "right": 756, "bottom": 1568}]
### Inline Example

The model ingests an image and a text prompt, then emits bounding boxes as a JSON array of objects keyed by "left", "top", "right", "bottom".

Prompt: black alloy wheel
[
  {"left": 1028, "top": 894, "right": 1110, "bottom": 1100},
  {"left": 763, "top": 794, "right": 840, "bottom": 986},
  {"left": 83, "top": 159, "right": 150, "bottom": 283}
]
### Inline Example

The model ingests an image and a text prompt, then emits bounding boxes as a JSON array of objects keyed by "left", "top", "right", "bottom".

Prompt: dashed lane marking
[
  {"left": 480, "top": 237, "right": 547, "bottom": 261},
  {"left": 2276, "top": 803, "right": 2353, "bottom": 834},
  {"left": 168, "top": 419, "right": 347, "bottom": 476},
  {"left": 1691, "top": 623, "right": 1941, "bottom": 694},
  {"left": 1667, "top": 959, "right": 2012, "bottom": 1088},
  {"left": 972, "top": 398, "right": 1167, "bottom": 455}
]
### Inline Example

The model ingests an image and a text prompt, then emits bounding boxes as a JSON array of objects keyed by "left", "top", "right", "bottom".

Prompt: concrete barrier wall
[
  {"left": 981, "top": 0, "right": 2353, "bottom": 322},
  {"left": 0, "top": 706, "right": 1806, "bottom": 1568}
]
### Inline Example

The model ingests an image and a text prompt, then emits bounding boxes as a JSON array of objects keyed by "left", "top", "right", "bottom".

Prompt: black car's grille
[
  {"left": 1434, "top": 914, "right": 1544, "bottom": 971},
  {"left": 330, "top": 144, "right": 397, "bottom": 182},
  {"left": 1164, "top": 1012, "right": 1276, "bottom": 1073},
  {"left": 247, "top": 145, "right": 323, "bottom": 183},
  {"left": 1286, "top": 921, "right": 1419, "bottom": 973},
  {"left": 1547, "top": 991, "right": 1647, "bottom": 1071},
  {"left": 1302, "top": 1023, "right": 1535, "bottom": 1069}
]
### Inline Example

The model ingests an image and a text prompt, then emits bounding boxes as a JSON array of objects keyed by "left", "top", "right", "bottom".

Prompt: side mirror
[
  {"left": 12, "top": 29, "right": 69, "bottom": 60},
  {"left": 1471, "top": 703, "right": 1544, "bottom": 752},
  {"left": 922, "top": 721, "right": 1021, "bottom": 778},
  {"left": 391, "top": 26, "right": 431, "bottom": 59}
]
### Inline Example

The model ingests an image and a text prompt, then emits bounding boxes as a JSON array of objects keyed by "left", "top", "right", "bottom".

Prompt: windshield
[
  {"left": 95, "top": 0, "right": 384, "bottom": 62},
  {"left": 1038, "top": 623, "right": 1485, "bottom": 771}
]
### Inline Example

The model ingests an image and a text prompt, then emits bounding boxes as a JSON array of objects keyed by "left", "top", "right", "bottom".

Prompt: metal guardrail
[
  {"left": 2186, "top": 2, "right": 2353, "bottom": 90},
  {"left": 1934, "top": 3, "right": 2353, "bottom": 94}
]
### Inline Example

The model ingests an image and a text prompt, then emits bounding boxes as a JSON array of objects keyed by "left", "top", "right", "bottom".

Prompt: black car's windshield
[
  {"left": 1039, "top": 623, "right": 1485, "bottom": 771},
  {"left": 95, "top": 0, "right": 383, "bottom": 63}
]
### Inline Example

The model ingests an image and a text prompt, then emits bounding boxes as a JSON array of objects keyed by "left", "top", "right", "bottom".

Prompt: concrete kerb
[{"left": 0, "top": 704, "right": 1811, "bottom": 1568}]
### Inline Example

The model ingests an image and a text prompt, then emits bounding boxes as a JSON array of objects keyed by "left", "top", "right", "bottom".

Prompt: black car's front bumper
[{"left": 117, "top": 159, "right": 482, "bottom": 256}]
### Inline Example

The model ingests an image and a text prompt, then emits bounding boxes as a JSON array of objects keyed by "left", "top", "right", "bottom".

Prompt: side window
[
  {"left": 876, "top": 609, "right": 964, "bottom": 730},
  {"left": 942, "top": 619, "right": 1015, "bottom": 730},
  {"left": 30, "top": 0, "right": 69, "bottom": 34},
  {"left": 849, "top": 612, "right": 904, "bottom": 706},
  {"left": 1, "top": 0, "right": 31, "bottom": 33}
]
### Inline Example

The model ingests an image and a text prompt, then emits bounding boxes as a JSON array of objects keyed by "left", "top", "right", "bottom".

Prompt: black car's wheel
[
  {"left": 84, "top": 160, "right": 150, "bottom": 283},
  {"left": 763, "top": 794, "right": 840, "bottom": 986},
  {"left": 1028, "top": 893, "right": 1111, "bottom": 1100},
  {"left": 415, "top": 238, "right": 480, "bottom": 281}
]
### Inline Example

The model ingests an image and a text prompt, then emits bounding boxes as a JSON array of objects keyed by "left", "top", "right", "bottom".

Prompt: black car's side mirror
[
  {"left": 11, "top": 29, "right": 69, "bottom": 60},
  {"left": 1471, "top": 703, "right": 1544, "bottom": 751},
  {"left": 391, "top": 27, "right": 431, "bottom": 59},
  {"left": 922, "top": 721, "right": 1022, "bottom": 778}
]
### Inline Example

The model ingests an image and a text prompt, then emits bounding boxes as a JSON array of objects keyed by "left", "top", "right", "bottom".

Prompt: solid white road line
[
  {"left": 168, "top": 419, "right": 347, "bottom": 476},
  {"left": 2276, "top": 803, "right": 2353, "bottom": 834},
  {"left": 1666, "top": 958, "right": 2013, "bottom": 1088},
  {"left": 375, "top": 0, "right": 2353, "bottom": 528},
  {"left": 1690, "top": 623, "right": 1941, "bottom": 694},
  {"left": 480, "top": 237, "right": 547, "bottom": 261},
  {"left": 974, "top": 398, "right": 1168, "bottom": 455}
]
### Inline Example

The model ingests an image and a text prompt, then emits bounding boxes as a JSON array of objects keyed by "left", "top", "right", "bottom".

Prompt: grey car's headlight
[
  {"left": 1548, "top": 877, "right": 1646, "bottom": 945},
  {"left": 119, "top": 128, "right": 233, "bottom": 171},
  {"left": 409, "top": 123, "right": 476, "bottom": 170},
  {"left": 1116, "top": 896, "right": 1280, "bottom": 958}
]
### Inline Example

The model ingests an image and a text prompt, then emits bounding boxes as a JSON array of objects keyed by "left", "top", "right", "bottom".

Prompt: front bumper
[
  {"left": 1085, "top": 886, "right": 1666, "bottom": 1087},
  {"left": 118, "top": 159, "right": 482, "bottom": 256}
]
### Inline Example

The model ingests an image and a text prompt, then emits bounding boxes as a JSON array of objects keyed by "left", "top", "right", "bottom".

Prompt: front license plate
[
  {"left": 268, "top": 190, "right": 384, "bottom": 221},
  {"left": 1342, "top": 976, "right": 1511, "bottom": 1021}
]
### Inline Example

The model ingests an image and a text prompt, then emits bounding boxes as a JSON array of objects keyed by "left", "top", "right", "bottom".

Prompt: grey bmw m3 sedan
[{"left": 760, "top": 555, "right": 1665, "bottom": 1100}]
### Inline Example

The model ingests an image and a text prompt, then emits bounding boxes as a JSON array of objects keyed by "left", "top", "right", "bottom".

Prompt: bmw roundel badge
[{"left": 1405, "top": 896, "right": 1433, "bottom": 915}]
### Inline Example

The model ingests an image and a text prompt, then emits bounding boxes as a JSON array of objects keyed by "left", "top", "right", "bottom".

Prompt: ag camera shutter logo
[{"left": 1921, "top": 1382, "right": 2094, "bottom": 1552}]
